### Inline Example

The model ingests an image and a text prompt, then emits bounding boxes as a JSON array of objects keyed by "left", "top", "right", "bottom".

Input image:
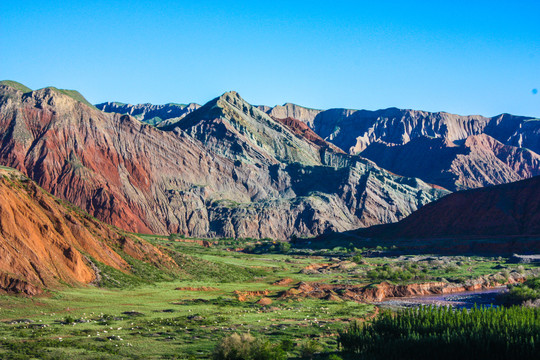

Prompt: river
[{"left": 379, "top": 287, "right": 507, "bottom": 309}]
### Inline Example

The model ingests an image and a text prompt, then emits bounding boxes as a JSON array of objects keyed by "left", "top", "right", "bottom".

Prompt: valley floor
[{"left": 0, "top": 236, "right": 538, "bottom": 359}]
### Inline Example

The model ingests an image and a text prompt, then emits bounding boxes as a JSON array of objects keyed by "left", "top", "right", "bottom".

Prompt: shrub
[
  {"left": 299, "top": 339, "right": 323, "bottom": 359},
  {"left": 328, "top": 355, "right": 343, "bottom": 360},
  {"left": 280, "top": 339, "right": 294, "bottom": 352},
  {"left": 278, "top": 242, "right": 291, "bottom": 254},
  {"left": 505, "top": 277, "right": 540, "bottom": 304},
  {"left": 212, "top": 333, "right": 286, "bottom": 360}
]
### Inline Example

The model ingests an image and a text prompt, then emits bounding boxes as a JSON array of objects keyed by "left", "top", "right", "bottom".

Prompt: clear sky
[{"left": 1, "top": 1, "right": 539, "bottom": 117}]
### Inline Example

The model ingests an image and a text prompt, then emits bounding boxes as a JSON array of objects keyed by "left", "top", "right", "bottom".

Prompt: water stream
[{"left": 379, "top": 287, "right": 507, "bottom": 309}]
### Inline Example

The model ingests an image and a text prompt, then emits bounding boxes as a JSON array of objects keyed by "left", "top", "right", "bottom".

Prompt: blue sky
[{"left": 1, "top": 1, "right": 539, "bottom": 116}]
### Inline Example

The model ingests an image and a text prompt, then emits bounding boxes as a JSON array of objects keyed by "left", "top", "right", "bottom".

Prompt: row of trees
[{"left": 338, "top": 305, "right": 540, "bottom": 359}]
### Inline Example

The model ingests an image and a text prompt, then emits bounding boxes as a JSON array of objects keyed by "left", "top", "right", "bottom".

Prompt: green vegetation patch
[
  {"left": 1, "top": 233, "right": 538, "bottom": 359},
  {"left": 0, "top": 80, "right": 32, "bottom": 93}
]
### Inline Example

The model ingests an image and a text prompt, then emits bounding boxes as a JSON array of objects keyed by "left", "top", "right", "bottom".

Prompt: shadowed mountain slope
[
  {"left": 355, "top": 175, "right": 540, "bottom": 239},
  {"left": 359, "top": 134, "right": 540, "bottom": 190}
]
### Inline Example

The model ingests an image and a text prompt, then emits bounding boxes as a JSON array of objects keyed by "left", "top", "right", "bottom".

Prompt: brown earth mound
[
  {"left": 234, "top": 290, "right": 270, "bottom": 302},
  {"left": 301, "top": 262, "right": 356, "bottom": 274},
  {"left": 272, "top": 278, "right": 295, "bottom": 286},
  {"left": 257, "top": 297, "right": 273, "bottom": 306}
]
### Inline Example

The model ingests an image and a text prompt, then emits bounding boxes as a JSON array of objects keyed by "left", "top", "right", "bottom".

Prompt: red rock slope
[{"left": 0, "top": 167, "right": 176, "bottom": 295}]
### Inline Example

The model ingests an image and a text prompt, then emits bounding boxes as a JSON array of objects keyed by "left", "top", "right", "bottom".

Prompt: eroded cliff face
[
  {"left": 261, "top": 105, "right": 493, "bottom": 153},
  {"left": 0, "top": 84, "right": 446, "bottom": 239},
  {"left": 0, "top": 168, "right": 175, "bottom": 295},
  {"left": 280, "top": 271, "right": 528, "bottom": 303}
]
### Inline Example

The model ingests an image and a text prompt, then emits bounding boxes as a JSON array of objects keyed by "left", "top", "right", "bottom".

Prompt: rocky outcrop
[
  {"left": 281, "top": 271, "right": 528, "bottom": 303},
  {"left": 234, "top": 290, "right": 270, "bottom": 301},
  {"left": 272, "top": 278, "right": 295, "bottom": 286},
  {"left": 96, "top": 101, "right": 200, "bottom": 126},
  {"left": 0, "top": 272, "right": 42, "bottom": 296},
  {"left": 0, "top": 83, "right": 446, "bottom": 239},
  {"left": 0, "top": 167, "right": 177, "bottom": 295}
]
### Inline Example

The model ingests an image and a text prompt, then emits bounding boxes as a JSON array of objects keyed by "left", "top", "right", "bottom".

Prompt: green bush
[
  {"left": 278, "top": 242, "right": 291, "bottom": 253},
  {"left": 212, "top": 333, "right": 286, "bottom": 360},
  {"left": 299, "top": 339, "right": 323, "bottom": 359},
  {"left": 280, "top": 339, "right": 294, "bottom": 352},
  {"left": 505, "top": 277, "right": 540, "bottom": 304},
  {"left": 244, "top": 241, "right": 291, "bottom": 254},
  {"left": 328, "top": 355, "right": 343, "bottom": 360}
]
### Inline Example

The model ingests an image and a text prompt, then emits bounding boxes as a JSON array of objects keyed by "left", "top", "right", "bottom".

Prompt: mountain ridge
[
  {"left": 96, "top": 101, "right": 201, "bottom": 126},
  {"left": 258, "top": 103, "right": 540, "bottom": 190},
  {"left": 99, "top": 93, "right": 540, "bottom": 191}
]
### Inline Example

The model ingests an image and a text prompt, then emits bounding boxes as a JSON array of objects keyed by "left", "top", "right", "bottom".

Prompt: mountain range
[
  {"left": 261, "top": 104, "right": 540, "bottom": 191},
  {"left": 0, "top": 81, "right": 447, "bottom": 239},
  {"left": 0, "top": 80, "right": 538, "bottom": 240},
  {"left": 96, "top": 101, "right": 200, "bottom": 127}
]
